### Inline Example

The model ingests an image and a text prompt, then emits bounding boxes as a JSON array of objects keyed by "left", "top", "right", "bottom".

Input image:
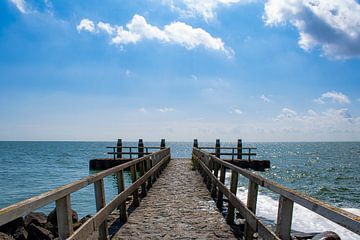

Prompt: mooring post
[
  {"left": 245, "top": 180, "right": 258, "bottom": 239},
  {"left": 237, "top": 139, "right": 242, "bottom": 160},
  {"left": 138, "top": 139, "right": 144, "bottom": 158},
  {"left": 215, "top": 139, "right": 221, "bottom": 158},
  {"left": 226, "top": 170, "right": 238, "bottom": 224},
  {"left": 116, "top": 170, "right": 128, "bottom": 222},
  {"left": 116, "top": 139, "right": 122, "bottom": 159},
  {"left": 193, "top": 139, "right": 198, "bottom": 148},
  {"left": 160, "top": 139, "right": 166, "bottom": 149}
]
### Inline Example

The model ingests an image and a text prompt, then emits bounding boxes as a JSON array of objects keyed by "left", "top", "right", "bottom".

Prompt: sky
[{"left": 0, "top": 0, "right": 360, "bottom": 142}]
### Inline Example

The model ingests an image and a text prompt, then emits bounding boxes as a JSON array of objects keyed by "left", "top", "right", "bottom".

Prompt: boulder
[
  {"left": 12, "top": 226, "right": 27, "bottom": 240},
  {"left": 73, "top": 215, "right": 92, "bottom": 231},
  {"left": 24, "top": 212, "right": 47, "bottom": 228},
  {"left": 0, "top": 233, "right": 15, "bottom": 240},
  {"left": 312, "top": 231, "right": 341, "bottom": 240},
  {"left": 27, "top": 223, "right": 54, "bottom": 240},
  {"left": 0, "top": 218, "right": 24, "bottom": 235},
  {"left": 47, "top": 208, "right": 78, "bottom": 226}
]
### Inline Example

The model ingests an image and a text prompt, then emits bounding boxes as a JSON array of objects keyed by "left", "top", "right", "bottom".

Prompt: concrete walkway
[{"left": 112, "top": 158, "right": 237, "bottom": 239}]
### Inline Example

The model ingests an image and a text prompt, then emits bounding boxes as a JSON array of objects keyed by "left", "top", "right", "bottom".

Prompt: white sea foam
[{"left": 236, "top": 188, "right": 360, "bottom": 239}]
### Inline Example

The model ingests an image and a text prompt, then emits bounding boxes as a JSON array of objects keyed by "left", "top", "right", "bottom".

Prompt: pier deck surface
[{"left": 112, "top": 158, "right": 237, "bottom": 239}]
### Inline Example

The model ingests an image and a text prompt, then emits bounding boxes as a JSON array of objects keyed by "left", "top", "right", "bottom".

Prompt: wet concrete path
[{"left": 112, "top": 158, "right": 237, "bottom": 239}]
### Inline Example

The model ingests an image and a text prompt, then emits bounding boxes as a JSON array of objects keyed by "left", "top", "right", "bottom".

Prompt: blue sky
[{"left": 1, "top": 0, "right": 360, "bottom": 141}]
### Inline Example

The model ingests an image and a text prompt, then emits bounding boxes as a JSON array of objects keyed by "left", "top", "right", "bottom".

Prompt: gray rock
[
  {"left": 47, "top": 208, "right": 78, "bottom": 226},
  {"left": 12, "top": 226, "right": 27, "bottom": 240},
  {"left": 27, "top": 223, "right": 54, "bottom": 240},
  {"left": 24, "top": 212, "right": 47, "bottom": 228}
]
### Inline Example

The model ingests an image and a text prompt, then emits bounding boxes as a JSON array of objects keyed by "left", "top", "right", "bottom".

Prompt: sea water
[{"left": 0, "top": 141, "right": 359, "bottom": 239}]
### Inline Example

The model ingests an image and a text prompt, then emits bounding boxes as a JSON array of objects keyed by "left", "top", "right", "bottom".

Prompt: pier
[{"left": 0, "top": 139, "right": 359, "bottom": 240}]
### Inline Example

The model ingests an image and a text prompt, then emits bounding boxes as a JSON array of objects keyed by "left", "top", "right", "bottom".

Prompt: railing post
[
  {"left": 56, "top": 194, "right": 73, "bottom": 239},
  {"left": 160, "top": 139, "right": 166, "bottom": 149},
  {"left": 211, "top": 159, "right": 219, "bottom": 197},
  {"left": 138, "top": 139, "right": 144, "bottom": 158},
  {"left": 226, "top": 170, "right": 238, "bottom": 224},
  {"left": 245, "top": 180, "right": 258, "bottom": 240},
  {"left": 94, "top": 179, "right": 108, "bottom": 240},
  {"left": 116, "top": 170, "right": 128, "bottom": 222},
  {"left": 193, "top": 139, "right": 198, "bottom": 148},
  {"left": 248, "top": 148, "right": 251, "bottom": 162},
  {"left": 276, "top": 195, "right": 294, "bottom": 240},
  {"left": 147, "top": 156, "right": 153, "bottom": 188},
  {"left": 116, "top": 139, "right": 122, "bottom": 159},
  {"left": 215, "top": 139, "right": 220, "bottom": 158},
  {"left": 130, "top": 165, "right": 140, "bottom": 207},
  {"left": 237, "top": 139, "right": 242, "bottom": 159},
  {"left": 216, "top": 165, "right": 226, "bottom": 209},
  {"left": 139, "top": 159, "right": 147, "bottom": 197}
]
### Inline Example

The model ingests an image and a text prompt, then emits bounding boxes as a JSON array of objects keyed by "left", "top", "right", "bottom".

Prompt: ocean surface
[{"left": 0, "top": 141, "right": 359, "bottom": 239}]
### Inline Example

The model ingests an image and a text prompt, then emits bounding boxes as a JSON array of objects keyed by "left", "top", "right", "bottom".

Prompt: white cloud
[
  {"left": 314, "top": 91, "right": 351, "bottom": 104},
  {"left": 77, "top": 14, "right": 233, "bottom": 57},
  {"left": 275, "top": 107, "right": 298, "bottom": 121},
  {"left": 77, "top": 19, "right": 95, "bottom": 33},
  {"left": 10, "top": 0, "right": 27, "bottom": 13},
  {"left": 158, "top": 107, "right": 176, "bottom": 113},
  {"left": 230, "top": 108, "right": 243, "bottom": 115},
  {"left": 97, "top": 22, "right": 115, "bottom": 35},
  {"left": 264, "top": 0, "right": 360, "bottom": 59},
  {"left": 163, "top": 0, "right": 253, "bottom": 21},
  {"left": 260, "top": 94, "right": 271, "bottom": 103}
]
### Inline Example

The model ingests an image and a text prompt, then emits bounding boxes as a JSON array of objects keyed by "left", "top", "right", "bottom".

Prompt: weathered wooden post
[
  {"left": 130, "top": 165, "right": 140, "bottom": 207},
  {"left": 216, "top": 165, "right": 226, "bottom": 209},
  {"left": 138, "top": 139, "right": 144, "bottom": 158},
  {"left": 226, "top": 170, "right": 238, "bottom": 224},
  {"left": 193, "top": 139, "right": 198, "bottom": 148},
  {"left": 215, "top": 139, "right": 220, "bottom": 158},
  {"left": 116, "top": 139, "right": 122, "bottom": 159},
  {"left": 116, "top": 170, "right": 128, "bottom": 222},
  {"left": 139, "top": 159, "right": 147, "bottom": 198},
  {"left": 276, "top": 196, "right": 294, "bottom": 240},
  {"left": 94, "top": 179, "right": 108, "bottom": 240},
  {"left": 56, "top": 195, "right": 73, "bottom": 239},
  {"left": 160, "top": 139, "right": 166, "bottom": 149},
  {"left": 237, "top": 139, "right": 242, "bottom": 160},
  {"left": 245, "top": 180, "right": 258, "bottom": 239}
]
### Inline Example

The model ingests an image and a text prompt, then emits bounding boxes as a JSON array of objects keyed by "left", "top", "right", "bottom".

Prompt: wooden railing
[
  {"left": 192, "top": 148, "right": 360, "bottom": 240},
  {"left": 0, "top": 148, "right": 171, "bottom": 240}
]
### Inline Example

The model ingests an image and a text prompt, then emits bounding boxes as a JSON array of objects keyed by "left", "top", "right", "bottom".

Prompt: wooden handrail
[
  {"left": 0, "top": 148, "right": 171, "bottom": 240},
  {"left": 192, "top": 148, "right": 360, "bottom": 239}
]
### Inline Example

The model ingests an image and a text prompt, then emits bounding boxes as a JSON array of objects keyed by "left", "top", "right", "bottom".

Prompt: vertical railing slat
[
  {"left": 276, "top": 195, "right": 294, "bottom": 240},
  {"left": 216, "top": 165, "right": 226, "bottom": 209},
  {"left": 116, "top": 170, "right": 128, "bottom": 222},
  {"left": 226, "top": 170, "right": 238, "bottom": 224},
  {"left": 56, "top": 194, "right": 73, "bottom": 240},
  {"left": 94, "top": 179, "right": 108, "bottom": 240},
  {"left": 245, "top": 180, "right": 259, "bottom": 240},
  {"left": 130, "top": 165, "right": 140, "bottom": 207}
]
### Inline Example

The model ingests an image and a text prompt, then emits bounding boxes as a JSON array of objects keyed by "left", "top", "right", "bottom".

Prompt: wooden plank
[
  {"left": 68, "top": 217, "right": 96, "bottom": 240},
  {"left": 94, "top": 179, "right": 108, "bottom": 240},
  {"left": 245, "top": 180, "right": 258, "bottom": 240},
  {"left": 139, "top": 160, "right": 147, "bottom": 197},
  {"left": 226, "top": 170, "right": 238, "bottom": 224},
  {"left": 276, "top": 196, "right": 294, "bottom": 240},
  {"left": 116, "top": 170, "right": 127, "bottom": 222},
  {"left": 56, "top": 194, "right": 73, "bottom": 239}
]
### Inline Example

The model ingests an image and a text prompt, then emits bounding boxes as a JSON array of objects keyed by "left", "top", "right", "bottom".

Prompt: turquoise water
[{"left": 0, "top": 141, "right": 359, "bottom": 238}]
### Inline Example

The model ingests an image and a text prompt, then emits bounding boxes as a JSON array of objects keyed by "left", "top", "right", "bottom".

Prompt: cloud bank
[
  {"left": 264, "top": 0, "right": 360, "bottom": 59},
  {"left": 77, "top": 14, "right": 233, "bottom": 57}
]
